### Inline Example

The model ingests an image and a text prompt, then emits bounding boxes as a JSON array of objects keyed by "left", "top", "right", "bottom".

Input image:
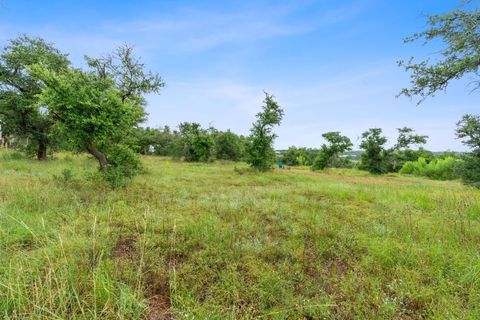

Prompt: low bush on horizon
[{"left": 399, "top": 156, "right": 463, "bottom": 180}]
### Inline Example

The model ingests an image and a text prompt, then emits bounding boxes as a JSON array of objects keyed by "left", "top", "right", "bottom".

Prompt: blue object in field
[{"left": 278, "top": 162, "right": 284, "bottom": 169}]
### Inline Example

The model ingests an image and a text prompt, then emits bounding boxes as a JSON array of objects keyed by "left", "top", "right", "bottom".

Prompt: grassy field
[{"left": 0, "top": 150, "right": 479, "bottom": 319}]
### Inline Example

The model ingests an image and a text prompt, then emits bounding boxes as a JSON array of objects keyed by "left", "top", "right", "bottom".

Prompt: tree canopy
[
  {"left": 359, "top": 128, "right": 388, "bottom": 174},
  {"left": 30, "top": 44, "right": 164, "bottom": 185},
  {"left": 0, "top": 35, "right": 69, "bottom": 159},
  {"left": 394, "top": 127, "right": 428, "bottom": 150},
  {"left": 246, "top": 92, "right": 284, "bottom": 171},
  {"left": 398, "top": 3, "right": 480, "bottom": 104},
  {"left": 456, "top": 114, "right": 480, "bottom": 149},
  {"left": 456, "top": 114, "right": 480, "bottom": 186},
  {"left": 178, "top": 122, "right": 215, "bottom": 162},
  {"left": 312, "top": 132, "right": 353, "bottom": 170}
]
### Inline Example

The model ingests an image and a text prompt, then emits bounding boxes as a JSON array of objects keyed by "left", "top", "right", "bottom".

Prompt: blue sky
[{"left": 1, "top": 0, "right": 477, "bottom": 150}]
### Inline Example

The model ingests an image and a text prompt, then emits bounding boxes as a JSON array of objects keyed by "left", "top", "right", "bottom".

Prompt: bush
[
  {"left": 280, "top": 147, "right": 319, "bottom": 166},
  {"left": 399, "top": 156, "right": 463, "bottom": 180},
  {"left": 101, "top": 144, "right": 142, "bottom": 187},
  {"left": 312, "top": 132, "right": 353, "bottom": 171},
  {"left": 387, "top": 149, "right": 435, "bottom": 172},
  {"left": 457, "top": 152, "right": 480, "bottom": 187},
  {"left": 214, "top": 130, "right": 245, "bottom": 161},
  {"left": 312, "top": 151, "right": 354, "bottom": 171},
  {"left": 311, "top": 147, "right": 330, "bottom": 170},
  {"left": 178, "top": 122, "right": 214, "bottom": 162}
]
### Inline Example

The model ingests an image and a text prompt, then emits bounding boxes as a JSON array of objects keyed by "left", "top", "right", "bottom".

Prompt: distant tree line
[
  {"left": 132, "top": 92, "right": 283, "bottom": 171},
  {"left": 1, "top": 1, "right": 479, "bottom": 191},
  {"left": 277, "top": 123, "right": 480, "bottom": 187},
  {"left": 132, "top": 124, "right": 248, "bottom": 162},
  {"left": 0, "top": 34, "right": 282, "bottom": 187}
]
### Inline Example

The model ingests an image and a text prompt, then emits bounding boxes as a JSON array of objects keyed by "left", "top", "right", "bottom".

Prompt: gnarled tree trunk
[
  {"left": 87, "top": 146, "right": 107, "bottom": 170},
  {"left": 37, "top": 140, "right": 48, "bottom": 161}
]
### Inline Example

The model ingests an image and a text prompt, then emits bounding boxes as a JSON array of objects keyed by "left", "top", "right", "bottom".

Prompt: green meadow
[{"left": 1, "top": 150, "right": 479, "bottom": 319}]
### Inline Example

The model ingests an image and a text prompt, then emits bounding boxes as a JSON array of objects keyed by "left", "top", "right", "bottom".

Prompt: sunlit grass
[{"left": 1, "top": 150, "right": 479, "bottom": 319}]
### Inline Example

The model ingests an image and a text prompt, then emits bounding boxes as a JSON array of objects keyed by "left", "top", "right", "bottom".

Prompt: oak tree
[{"left": 0, "top": 35, "right": 69, "bottom": 159}]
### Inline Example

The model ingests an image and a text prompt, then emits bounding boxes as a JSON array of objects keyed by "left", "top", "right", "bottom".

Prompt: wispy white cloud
[
  {"left": 1, "top": 1, "right": 372, "bottom": 60},
  {"left": 3, "top": 0, "right": 473, "bottom": 151},
  {"left": 99, "top": 1, "right": 370, "bottom": 53}
]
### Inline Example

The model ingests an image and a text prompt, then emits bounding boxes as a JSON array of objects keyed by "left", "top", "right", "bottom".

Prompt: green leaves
[
  {"left": 27, "top": 43, "right": 164, "bottom": 185},
  {"left": 31, "top": 66, "right": 137, "bottom": 149},
  {"left": 456, "top": 114, "right": 480, "bottom": 150},
  {"left": 359, "top": 128, "right": 389, "bottom": 174},
  {"left": 312, "top": 132, "right": 353, "bottom": 170},
  {"left": 0, "top": 35, "right": 70, "bottom": 159},
  {"left": 398, "top": 5, "right": 480, "bottom": 104},
  {"left": 178, "top": 122, "right": 215, "bottom": 162},
  {"left": 394, "top": 127, "right": 428, "bottom": 151},
  {"left": 456, "top": 114, "right": 480, "bottom": 187},
  {"left": 246, "top": 93, "right": 284, "bottom": 171}
]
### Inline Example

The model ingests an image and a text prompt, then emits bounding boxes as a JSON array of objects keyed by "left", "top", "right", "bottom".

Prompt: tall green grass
[{"left": 1, "top": 150, "right": 479, "bottom": 319}]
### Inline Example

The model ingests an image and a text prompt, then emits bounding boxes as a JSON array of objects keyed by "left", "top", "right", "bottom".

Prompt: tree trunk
[
  {"left": 87, "top": 146, "right": 108, "bottom": 170},
  {"left": 37, "top": 140, "right": 48, "bottom": 161}
]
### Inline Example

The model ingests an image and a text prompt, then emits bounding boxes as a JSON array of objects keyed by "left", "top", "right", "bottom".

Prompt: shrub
[
  {"left": 399, "top": 156, "right": 463, "bottom": 180},
  {"left": 279, "top": 147, "right": 319, "bottom": 166},
  {"left": 178, "top": 122, "right": 214, "bottom": 162},
  {"left": 101, "top": 144, "right": 142, "bottom": 187},
  {"left": 457, "top": 152, "right": 480, "bottom": 187},
  {"left": 214, "top": 130, "right": 245, "bottom": 161}
]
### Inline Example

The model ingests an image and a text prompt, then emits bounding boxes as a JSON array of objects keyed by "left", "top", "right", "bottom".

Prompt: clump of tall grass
[
  {"left": 0, "top": 150, "right": 26, "bottom": 161},
  {"left": 399, "top": 156, "right": 463, "bottom": 180}
]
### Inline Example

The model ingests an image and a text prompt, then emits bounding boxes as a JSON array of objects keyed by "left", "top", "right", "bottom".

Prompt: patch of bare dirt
[
  {"left": 111, "top": 237, "right": 173, "bottom": 318},
  {"left": 147, "top": 294, "right": 173, "bottom": 320},
  {"left": 112, "top": 237, "right": 137, "bottom": 261}
]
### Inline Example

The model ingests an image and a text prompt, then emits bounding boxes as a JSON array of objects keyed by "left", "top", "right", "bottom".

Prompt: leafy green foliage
[
  {"left": 388, "top": 127, "right": 429, "bottom": 172},
  {"left": 279, "top": 147, "right": 319, "bottom": 166},
  {"left": 133, "top": 125, "right": 182, "bottom": 157},
  {"left": 246, "top": 93, "right": 284, "bottom": 171},
  {"left": 153, "top": 126, "right": 183, "bottom": 157},
  {"left": 0, "top": 35, "right": 70, "bottom": 159},
  {"left": 178, "top": 122, "right": 214, "bottom": 162},
  {"left": 456, "top": 114, "right": 480, "bottom": 187},
  {"left": 458, "top": 151, "right": 480, "bottom": 187},
  {"left": 102, "top": 144, "right": 142, "bottom": 187},
  {"left": 456, "top": 114, "right": 480, "bottom": 150},
  {"left": 30, "top": 66, "right": 144, "bottom": 155},
  {"left": 359, "top": 128, "right": 388, "bottom": 174},
  {"left": 28, "top": 44, "right": 163, "bottom": 186},
  {"left": 387, "top": 148, "right": 435, "bottom": 172},
  {"left": 312, "top": 132, "right": 353, "bottom": 170},
  {"left": 394, "top": 127, "right": 428, "bottom": 150},
  {"left": 213, "top": 129, "right": 246, "bottom": 161},
  {"left": 399, "top": 156, "right": 463, "bottom": 180},
  {"left": 132, "top": 125, "right": 246, "bottom": 161},
  {"left": 399, "top": 4, "right": 480, "bottom": 103},
  {"left": 133, "top": 127, "right": 162, "bottom": 155}
]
